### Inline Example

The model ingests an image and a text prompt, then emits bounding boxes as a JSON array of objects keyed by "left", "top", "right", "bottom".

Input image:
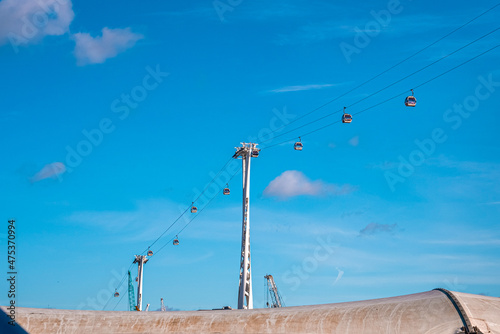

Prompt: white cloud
[
  {"left": 267, "top": 83, "right": 338, "bottom": 93},
  {"left": 263, "top": 170, "right": 355, "bottom": 199},
  {"left": 0, "top": 0, "right": 74, "bottom": 50},
  {"left": 30, "top": 162, "right": 66, "bottom": 182},
  {"left": 72, "top": 27, "right": 143, "bottom": 65}
]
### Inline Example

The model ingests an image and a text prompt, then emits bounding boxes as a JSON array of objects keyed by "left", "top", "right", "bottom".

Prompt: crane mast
[
  {"left": 265, "top": 274, "right": 284, "bottom": 308},
  {"left": 160, "top": 298, "right": 166, "bottom": 312},
  {"left": 128, "top": 270, "right": 136, "bottom": 311}
]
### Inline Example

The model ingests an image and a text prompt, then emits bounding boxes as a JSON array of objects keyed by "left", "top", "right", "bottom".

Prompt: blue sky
[{"left": 1, "top": 0, "right": 499, "bottom": 311}]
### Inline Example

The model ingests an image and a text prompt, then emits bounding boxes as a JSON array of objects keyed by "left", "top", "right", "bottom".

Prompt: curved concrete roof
[{"left": 2, "top": 289, "right": 499, "bottom": 334}]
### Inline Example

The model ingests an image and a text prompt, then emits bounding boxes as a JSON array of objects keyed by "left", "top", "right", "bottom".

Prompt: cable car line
[
  {"left": 192, "top": 156, "right": 234, "bottom": 204},
  {"left": 411, "top": 43, "right": 500, "bottom": 90},
  {"left": 107, "top": 261, "right": 136, "bottom": 311},
  {"left": 343, "top": 26, "right": 500, "bottom": 110},
  {"left": 106, "top": 154, "right": 238, "bottom": 311},
  {"left": 105, "top": 38, "right": 500, "bottom": 310},
  {"left": 112, "top": 289, "right": 127, "bottom": 311},
  {"left": 135, "top": 204, "right": 192, "bottom": 258},
  {"left": 104, "top": 5, "right": 500, "bottom": 311},
  {"left": 260, "top": 2, "right": 500, "bottom": 137},
  {"left": 134, "top": 156, "right": 234, "bottom": 258},
  {"left": 102, "top": 260, "right": 136, "bottom": 311},
  {"left": 152, "top": 166, "right": 242, "bottom": 257},
  {"left": 114, "top": 42, "right": 500, "bottom": 307},
  {"left": 259, "top": 25, "right": 500, "bottom": 146},
  {"left": 262, "top": 42, "right": 500, "bottom": 151}
]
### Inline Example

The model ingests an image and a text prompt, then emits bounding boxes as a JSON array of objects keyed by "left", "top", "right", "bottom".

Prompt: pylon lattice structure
[
  {"left": 127, "top": 270, "right": 136, "bottom": 311},
  {"left": 265, "top": 274, "right": 284, "bottom": 308},
  {"left": 233, "top": 143, "right": 259, "bottom": 309}
]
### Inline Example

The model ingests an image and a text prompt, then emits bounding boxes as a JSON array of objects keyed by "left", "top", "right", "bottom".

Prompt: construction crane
[
  {"left": 265, "top": 274, "right": 284, "bottom": 308},
  {"left": 127, "top": 270, "right": 136, "bottom": 311},
  {"left": 160, "top": 298, "right": 166, "bottom": 312}
]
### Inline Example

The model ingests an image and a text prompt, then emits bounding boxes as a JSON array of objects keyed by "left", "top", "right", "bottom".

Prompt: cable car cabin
[
  {"left": 251, "top": 150, "right": 260, "bottom": 158},
  {"left": 223, "top": 188, "right": 230, "bottom": 195},
  {"left": 191, "top": 206, "right": 197, "bottom": 213},
  {"left": 173, "top": 238, "right": 179, "bottom": 246},
  {"left": 405, "top": 95, "right": 417, "bottom": 107},
  {"left": 147, "top": 250, "right": 153, "bottom": 256},
  {"left": 114, "top": 291, "right": 119, "bottom": 297},
  {"left": 294, "top": 142, "right": 303, "bottom": 151},
  {"left": 342, "top": 113, "right": 352, "bottom": 123}
]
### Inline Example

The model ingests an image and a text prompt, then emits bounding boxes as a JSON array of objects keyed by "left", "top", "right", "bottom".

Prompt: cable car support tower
[
  {"left": 233, "top": 143, "right": 259, "bottom": 310},
  {"left": 133, "top": 255, "right": 148, "bottom": 311}
]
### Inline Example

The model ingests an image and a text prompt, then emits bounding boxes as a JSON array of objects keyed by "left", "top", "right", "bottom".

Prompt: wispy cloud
[
  {"left": 341, "top": 209, "right": 365, "bottom": 219},
  {"left": 276, "top": 21, "right": 345, "bottom": 45},
  {"left": 413, "top": 155, "right": 500, "bottom": 201},
  {"left": 348, "top": 136, "right": 359, "bottom": 147},
  {"left": 143, "top": 7, "right": 215, "bottom": 19},
  {"left": 30, "top": 162, "right": 66, "bottom": 183},
  {"left": 368, "top": 161, "right": 397, "bottom": 170},
  {"left": 359, "top": 222, "right": 398, "bottom": 236},
  {"left": 423, "top": 238, "right": 500, "bottom": 246},
  {"left": 263, "top": 170, "right": 355, "bottom": 199},
  {"left": 276, "top": 13, "right": 452, "bottom": 46},
  {"left": 426, "top": 155, "right": 500, "bottom": 173},
  {"left": 267, "top": 83, "right": 338, "bottom": 94},
  {"left": 0, "top": 0, "right": 74, "bottom": 48},
  {"left": 72, "top": 27, "right": 143, "bottom": 65}
]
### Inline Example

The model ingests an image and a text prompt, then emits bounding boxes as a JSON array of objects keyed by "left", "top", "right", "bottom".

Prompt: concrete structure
[
  {"left": 2, "top": 289, "right": 499, "bottom": 334},
  {"left": 233, "top": 143, "right": 259, "bottom": 310},
  {"left": 133, "top": 255, "right": 148, "bottom": 312}
]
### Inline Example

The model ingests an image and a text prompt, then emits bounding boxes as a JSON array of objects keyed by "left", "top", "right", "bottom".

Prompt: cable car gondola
[
  {"left": 223, "top": 184, "right": 230, "bottom": 195},
  {"left": 294, "top": 137, "right": 303, "bottom": 151},
  {"left": 191, "top": 202, "right": 197, "bottom": 213},
  {"left": 342, "top": 107, "right": 352, "bottom": 123},
  {"left": 173, "top": 236, "right": 179, "bottom": 246},
  {"left": 251, "top": 149, "right": 260, "bottom": 158},
  {"left": 147, "top": 249, "right": 153, "bottom": 256},
  {"left": 404, "top": 89, "right": 417, "bottom": 107},
  {"left": 114, "top": 290, "right": 119, "bottom": 297}
]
